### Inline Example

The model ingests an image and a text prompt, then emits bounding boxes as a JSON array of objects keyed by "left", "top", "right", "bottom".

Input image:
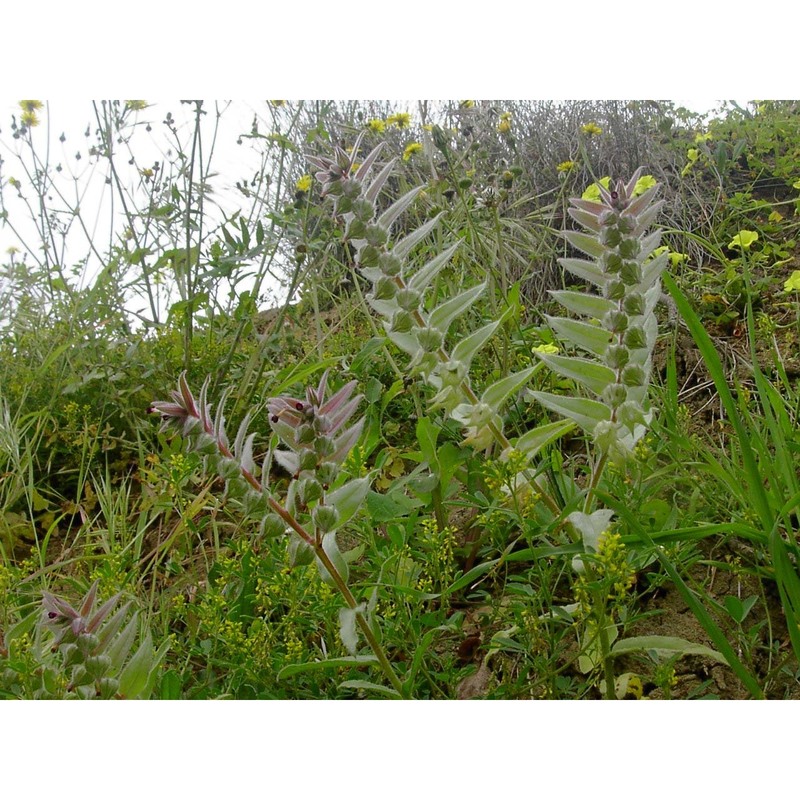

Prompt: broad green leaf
[
  {"left": 366, "top": 490, "right": 417, "bottom": 521},
  {"left": 278, "top": 655, "right": 378, "bottom": 680},
  {"left": 529, "top": 391, "right": 610, "bottom": 433},
  {"left": 544, "top": 315, "right": 612, "bottom": 357},
  {"left": 563, "top": 230, "right": 607, "bottom": 259},
  {"left": 611, "top": 635, "right": 728, "bottom": 665},
  {"left": 558, "top": 257, "right": 607, "bottom": 287},
  {"left": 481, "top": 366, "right": 537, "bottom": 409},
  {"left": 393, "top": 213, "right": 444, "bottom": 259},
  {"left": 338, "top": 680, "right": 401, "bottom": 698},
  {"left": 159, "top": 669, "right": 182, "bottom": 700},
  {"left": 325, "top": 477, "right": 370, "bottom": 527},
  {"left": 351, "top": 337, "right": 385, "bottom": 373},
  {"left": 385, "top": 327, "right": 421, "bottom": 356},
  {"left": 378, "top": 185, "right": 423, "bottom": 232},
  {"left": 407, "top": 243, "right": 460, "bottom": 293},
  {"left": 514, "top": 419, "right": 576, "bottom": 460},
  {"left": 428, "top": 283, "right": 486, "bottom": 335},
  {"left": 416, "top": 417, "right": 440, "bottom": 470},
  {"left": 535, "top": 352, "right": 616, "bottom": 395},
  {"left": 549, "top": 290, "right": 614, "bottom": 319},
  {"left": 118, "top": 631, "right": 155, "bottom": 699}
]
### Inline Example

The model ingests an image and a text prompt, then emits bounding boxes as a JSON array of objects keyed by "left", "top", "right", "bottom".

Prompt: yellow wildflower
[
  {"left": 21, "top": 111, "right": 40, "bottom": 128},
  {"left": 403, "top": 142, "right": 423, "bottom": 161},
  {"left": 367, "top": 118, "right": 386, "bottom": 134},
  {"left": 387, "top": 112, "right": 411, "bottom": 129},
  {"left": 459, "top": 100, "right": 475, "bottom": 109},
  {"left": 125, "top": 100, "right": 148, "bottom": 111},
  {"left": 19, "top": 100, "right": 42, "bottom": 113},
  {"left": 581, "top": 122, "right": 603, "bottom": 136},
  {"left": 533, "top": 343, "right": 559, "bottom": 354},
  {"left": 557, "top": 160, "right": 576, "bottom": 173},
  {"left": 295, "top": 174, "right": 313, "bottom": 193},
  {"left": 270, "top": 100, "right": 287, "bottom": 107}
]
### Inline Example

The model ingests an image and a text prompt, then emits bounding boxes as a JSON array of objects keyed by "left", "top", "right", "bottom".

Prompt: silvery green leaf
[
  {"left": 563, "top": 230, "right": 607, "bottom": 259},
  {"left": 428, "top": 283, "right": 486, "bottom": 335},
  {"left": 451, "top": 315, "right": 506, "bottom": 367},
  {"left": 558, "top": 257, "right": 608, "bottom": 288},
  {"left": 338, "top": 605, "right": 364, "bottom": 656},
  {"left": 641, "top": 251, "right": 669, "bottom": 290},
  {"left": 632, "top": 201, "right": 664, "bottom": 235},
  {"left": 365, "top": 158, "right": 398, "bottom": 204},
  {"left": 535, "top": 352, "right": 616, "bottom": 395},
  {"left": 353, "top": 142, "right": 385, "bottom": 182},
  {"left": 549, "top": 290, "right": 614, "bottom": 320},
  {"left": 360, "top": 267, "right": 384, "bottom": 283},
  {"left": 316, "top": 531, "right": 349, "bottom": 586},
  {"left": 385, "top": 327, "right": 421, "bottom": 356},
  {"left": 378, "top": 186, "right": 423, "bottom": 232},
  {"left": 407, "top": 243, "right": 460, "bottom": 294},
  {"left": 625, "top": 184, "right": 659, "bottom": 216},
  {"left": 513, "top": 418, "right": 576, "bottom": 460},
  {"left": 105, "top": 611, "right": 139, "bottom": 670},
  {"left": 639, "top": 230, "right": 663, "bottom": 261},
  {"left": 142, "top": 638, "right": 171, "bottom": 700},
  {"left": 95, "top": 601, "right": 133, "bottom": 653},
  {"left": 232, "top": 411, "right": 252, "bottom": 461},
  {"left": 644, "top": 282, "right": 662, "bottom": 316},
  {"left": 567, "top": 207, "right": 601, "bottom": 232},
  {"left": 571, "top": 198, "right": 606, "bottom": 214},
  {"left": 544, "top": 315, "right": 613, "bottom": 357},
  {"left": 288, "top": 533, "right": 315, "bottom": 567},
  {"left": 368, "top": 295, "right": 399, "bottom": 318},
  {"left": 393, "top": 213, "right": 444, "bottom": 260},
  {"left": 481, "top": 366, "right": 537, "bottom": 409},
  {"left": 529, "top": 391, "right": 611, "bottom": 433},
  {"left": 274, "top": 449, "right": 300, "bottom": 476},
  {"left": 325, "top": 476, "right": 370, "bottom": 527}
]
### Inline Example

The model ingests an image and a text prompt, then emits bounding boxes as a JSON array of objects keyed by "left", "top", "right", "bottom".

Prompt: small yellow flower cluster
[
  {"left": 557, "top": 160, "right": 577, "bottom": 173},
  {"left": 581, "top": 122, "right": 603, "bottom": 136},
  {"left": 573, "top": 529, "right": 635, "bottom": 621},
  {"left": 418, "top": 518, "right": 458, "bottom": 592},
  {"left": 367, "top": 118, "right": 386, "bottom": 133},
  {"left": 125, "top": 100, "right": 148, "bottom": 111},
  {"left": 402, "top": 142, "right": 423, "bottom": 161},
  {"left": 497, "top": 112, "right": 513, "bottom": 134},
  {"left": 283, "top": 625, "right": 305, "bottom": 663}
]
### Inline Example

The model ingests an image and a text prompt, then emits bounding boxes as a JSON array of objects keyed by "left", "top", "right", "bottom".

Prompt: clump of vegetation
[{"left": 2, "top": 100, "right": 800, "bottom": 699}]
